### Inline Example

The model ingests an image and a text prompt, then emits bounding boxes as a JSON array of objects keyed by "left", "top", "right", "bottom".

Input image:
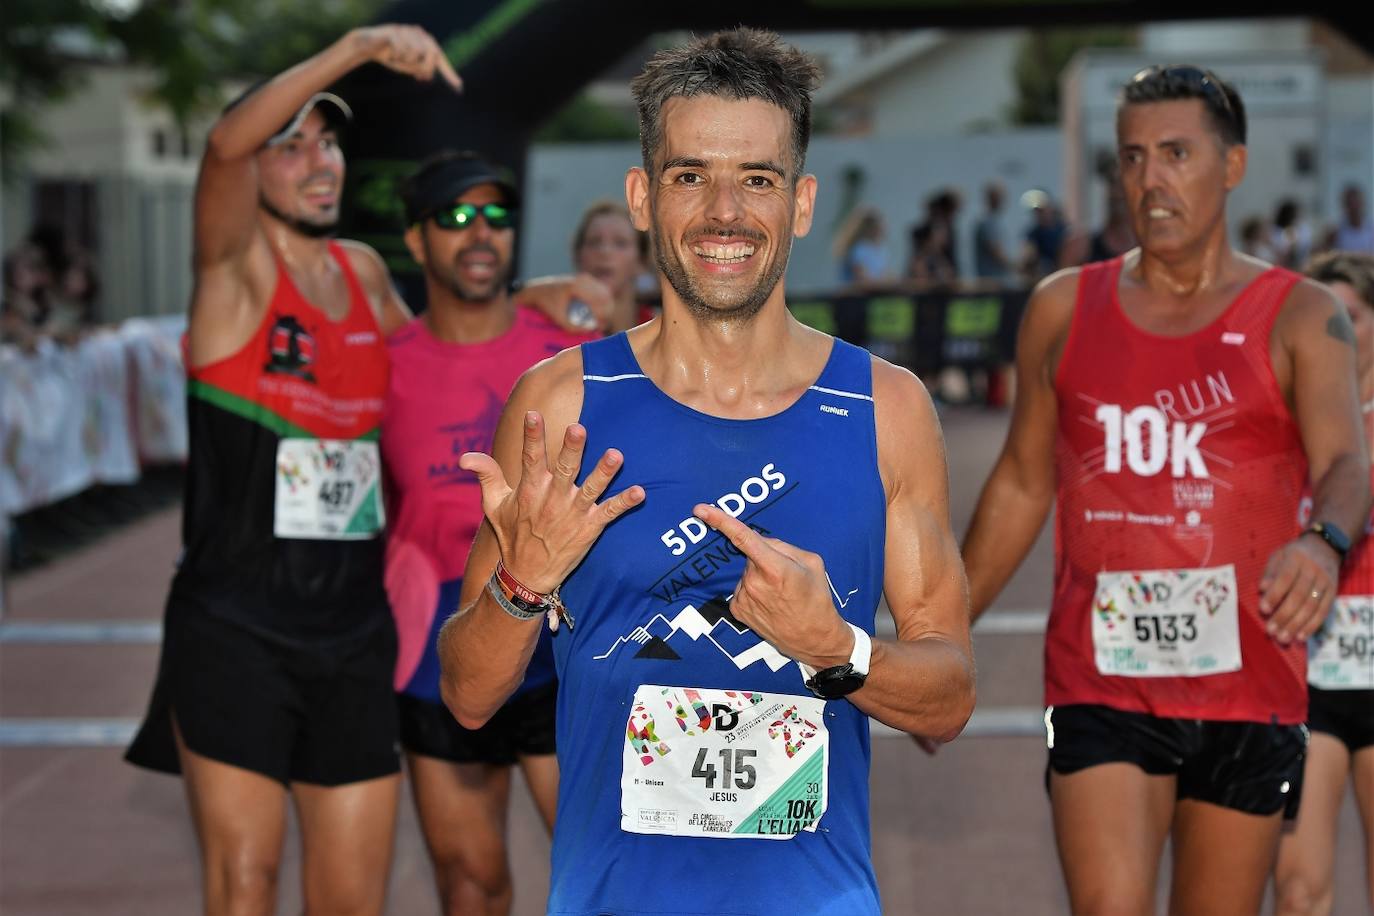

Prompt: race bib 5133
[{"left": 1092, "top": 565, "right": 1241, "bottom": 677}]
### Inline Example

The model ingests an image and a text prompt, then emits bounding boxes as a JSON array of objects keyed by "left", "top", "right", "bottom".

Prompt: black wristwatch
[
  {"left": 799, "top": 625, "right": 871, "bottom": 700},
  {"left": 1304, "top": 521, "right": 1351, "bottom": 561}
]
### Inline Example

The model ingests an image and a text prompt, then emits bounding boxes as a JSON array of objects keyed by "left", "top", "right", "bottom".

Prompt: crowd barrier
[
  {"left": 0, "top": 316, "right": 188, "bottom": 518},
  {"left": 787, "top": 286, "right": 1029, "bottom": 375}
]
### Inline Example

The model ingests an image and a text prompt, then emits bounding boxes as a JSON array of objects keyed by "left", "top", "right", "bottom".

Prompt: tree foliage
[
  {"left": 1, "top": 0, "right": 384, "bottom": 170},
  {"left": 1010, "top": 27, "right": 1136, "bottom": 126}
]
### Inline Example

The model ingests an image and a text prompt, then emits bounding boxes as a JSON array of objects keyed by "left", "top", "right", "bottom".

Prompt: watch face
[
  {"left": 1316, "top": 522, "right": 1351, "bottom": 554},
  {"left": 809, "top": 664, "right": 867, "bottom": 699}
]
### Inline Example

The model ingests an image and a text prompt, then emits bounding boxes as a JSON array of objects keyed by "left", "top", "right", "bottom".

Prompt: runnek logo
[{"left": 819, "top": 404, "right": 849, "bottom": 417}]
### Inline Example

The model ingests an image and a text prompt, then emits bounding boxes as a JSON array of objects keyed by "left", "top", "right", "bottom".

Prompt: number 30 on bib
[{"left": 620, "top": 685, "right": 829, "bottom": 840}]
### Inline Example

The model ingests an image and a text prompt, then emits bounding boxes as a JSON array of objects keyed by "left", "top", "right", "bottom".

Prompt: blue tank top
[{"left": 548, "top": 332, "right": 886, "bottom": 916}]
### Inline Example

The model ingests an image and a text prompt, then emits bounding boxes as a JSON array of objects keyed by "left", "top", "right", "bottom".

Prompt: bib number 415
[{"left": 691, "top": 748, "right": 757, "bottom": 790}]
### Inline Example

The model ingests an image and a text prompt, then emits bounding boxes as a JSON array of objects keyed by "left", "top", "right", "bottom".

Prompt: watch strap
[{"left": 799, "top": 623, "right": 871, "bottom": 681}]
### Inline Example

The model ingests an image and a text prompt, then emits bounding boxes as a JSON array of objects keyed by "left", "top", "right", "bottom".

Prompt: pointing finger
[
  {"left": 694, "top": 504, "right": 779, "bottom": 567},
  {"left": 435, "top": 52, "right": 463, "bottom": 91}
]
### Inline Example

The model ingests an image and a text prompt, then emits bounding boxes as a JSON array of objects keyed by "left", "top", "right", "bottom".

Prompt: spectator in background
[
  {"left": 45, "top": 248, "right": 100, "bottom": 336},
  {"left": 1327, "top": 184, "right": 1374, "bottom": 255},
  {"left": 1021, "top": 189, "right": 1068, "bottom": 282},
  {"left": 973, "top": 181, "right": 1012, "bottom": 283},
  {"left": 833, "top": 205, "right": 890, "bottom": 290},
  {"left": 571, "top": 200, "right": 653, "bottom": 333},
  {"left": 1, "top": 242, "right": 52, "bottom": 347},
  {"left": 1060, "top": 169, "right": 1136, "bottom": 268},
  {"left": 1241, "top": 214, "right": 1278, "bottom": 261},
  {"left": 908, "top": 188, "right": 960, "bottom": 285},
  {"left": 1272, "top": 197, "right": 1314, "bottom": 269}
]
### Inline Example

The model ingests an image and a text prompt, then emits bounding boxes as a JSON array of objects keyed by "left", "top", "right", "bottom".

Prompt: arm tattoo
[{"left": 1326, "top": 309, "right": 1356, "bottom": 347}]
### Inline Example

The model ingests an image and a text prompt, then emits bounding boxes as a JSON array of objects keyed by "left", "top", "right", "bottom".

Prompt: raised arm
[
  {"left": 962, "top": 270, "right": 1077, "bottom": 621},
  {"left": 188, "top": 26, "right": 457, "bottom": 365},
  {"left": 1258, "top": 279, "right": 1371, "bottom": 643},
  {"left": 437, "top": 351, "right": 644, "bottom": 727}
]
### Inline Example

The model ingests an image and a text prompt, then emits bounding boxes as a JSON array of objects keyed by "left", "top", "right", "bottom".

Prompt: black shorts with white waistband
[{"left": 1045, "top": 704, "right": 1308, "bottom": 818}]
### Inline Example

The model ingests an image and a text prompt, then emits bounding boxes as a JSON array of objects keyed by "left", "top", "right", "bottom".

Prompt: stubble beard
[
  {"left": 259, "top": 194, "right": 339, "bottom": 240},
  {"left": 653, "top": 221, "right": 790, "bottom": 326},
  {"left": 425, "top": 235, "right": 511, "bottom": 304}
]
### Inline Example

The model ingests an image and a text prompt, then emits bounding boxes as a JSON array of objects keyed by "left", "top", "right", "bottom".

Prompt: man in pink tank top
[
  {"left": 382, "top": 151, "right": 595, "bottom": 914},
  {"left": 960, "top": 66, "right": 1370, "bottom": 914}
]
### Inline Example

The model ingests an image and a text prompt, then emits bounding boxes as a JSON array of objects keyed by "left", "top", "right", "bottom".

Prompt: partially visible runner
[
  {"left": 571, "top": 200, "right": 655, "bottom": 333},
  {"left": 438, "top": 28, "right": 974, "bottom": 915},
  {"left": 125, "top": 26, "right": 458, "bottom": 915},
  {"left": 382, "top": 150, "right": 596, "bottom": 915},
  {"left": 1274, "top": 253, "right": 1374, "bottom": 915},
  {"left": 961, "top": 66, "right": 1370, "bottom": 915}
]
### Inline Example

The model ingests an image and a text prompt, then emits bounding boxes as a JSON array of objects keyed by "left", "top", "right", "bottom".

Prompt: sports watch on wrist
[
  {"left": 798, "top": 624, "right": 872, "bottom": 700},
  {"left": 1304, "top": 521, "right": 1351, "bottom": 561}
]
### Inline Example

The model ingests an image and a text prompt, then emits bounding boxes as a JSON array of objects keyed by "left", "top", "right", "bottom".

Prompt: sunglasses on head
[
  {"left": 1133, "top": 65, "right": 1237, "bottom": 121},
  {"left": 429, "top": 202, "right": 515, "bottom": 230}
]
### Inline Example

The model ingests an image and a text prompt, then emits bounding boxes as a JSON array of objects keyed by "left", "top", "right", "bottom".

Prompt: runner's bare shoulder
[
  {"left": 506, "top": 344, "right": 589, "bottom": 443},
  {"left": 335, "top": 239, "right": 409, "bottom": 330},
  {"left": 1020, "top": 266, "right": 1083, "bottom": 378}
]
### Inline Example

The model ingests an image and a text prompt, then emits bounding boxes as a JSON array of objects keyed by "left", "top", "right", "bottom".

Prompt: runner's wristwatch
[
  {"left": 1304, "top": 521, "right": 1351, "bottom": 561},
  {"left": 799, "top": 624, "right": 871, "bottom": 699}
]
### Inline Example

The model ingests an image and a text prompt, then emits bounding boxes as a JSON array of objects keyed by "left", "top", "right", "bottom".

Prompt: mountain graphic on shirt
[{"left": 593, "top": 596, "right": 794, "bottom": 672}]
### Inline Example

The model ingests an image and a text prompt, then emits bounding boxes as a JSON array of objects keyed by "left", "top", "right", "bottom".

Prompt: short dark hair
[
  {"left": 1307, "top": 251, "right": 1374, "bottom": 309},
  {"left": 1120, "top": 65, "right": 1246, "bottom": 146},
  {"left": 630, "top": 28, "right": 821, "bottom": 179}
]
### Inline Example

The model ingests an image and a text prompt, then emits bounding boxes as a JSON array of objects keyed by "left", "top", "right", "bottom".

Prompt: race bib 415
[{"left": 621, "top": 685, "right": 828, "bottom": 840}]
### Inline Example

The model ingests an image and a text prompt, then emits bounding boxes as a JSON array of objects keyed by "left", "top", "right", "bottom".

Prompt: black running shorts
[
  {"left": 397, "top": 681, "right": 557, "bottom": 766},
  {"left": 127, "top": 609, "right": 400, "bottom": 787},
  {"left": 1307, "top": 686, "right": 1374, "bottom": 753},
  {"left": 1045, "top": 703, "right": 1308, "bottom": 818}
]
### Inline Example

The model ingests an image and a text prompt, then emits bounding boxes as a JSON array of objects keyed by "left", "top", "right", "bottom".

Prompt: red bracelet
[{"left": 494, "top": 560, "right": 552, "bottom": 607}]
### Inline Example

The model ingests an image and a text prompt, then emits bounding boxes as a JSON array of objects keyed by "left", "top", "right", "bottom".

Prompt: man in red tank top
[
  {"left": 962, "top": 66, "right": 1370, "bottom": 915},
  {"left": 124, "top": 27, "right": 460, "bottom": 916}
]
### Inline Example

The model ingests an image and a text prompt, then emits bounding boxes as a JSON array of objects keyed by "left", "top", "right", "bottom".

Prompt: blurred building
[{"left": 2, "top": 62, "right": 214, "bottom": 323}]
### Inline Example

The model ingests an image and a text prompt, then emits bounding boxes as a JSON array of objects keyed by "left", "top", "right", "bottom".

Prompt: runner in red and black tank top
[
  {"left": 1050, "top": 256, "right": 1307, "bottom": 723},
  {"left": 174, "top": 242, "right": 389, "bottom": 643}
]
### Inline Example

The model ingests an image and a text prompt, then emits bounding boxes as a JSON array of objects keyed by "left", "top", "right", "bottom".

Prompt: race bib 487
[
  {"left": 621, "top": 685, "right": 828, "bottom": 840},
  {"left": 273, "top": 438, "right": 384, "bottom": 540}
]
